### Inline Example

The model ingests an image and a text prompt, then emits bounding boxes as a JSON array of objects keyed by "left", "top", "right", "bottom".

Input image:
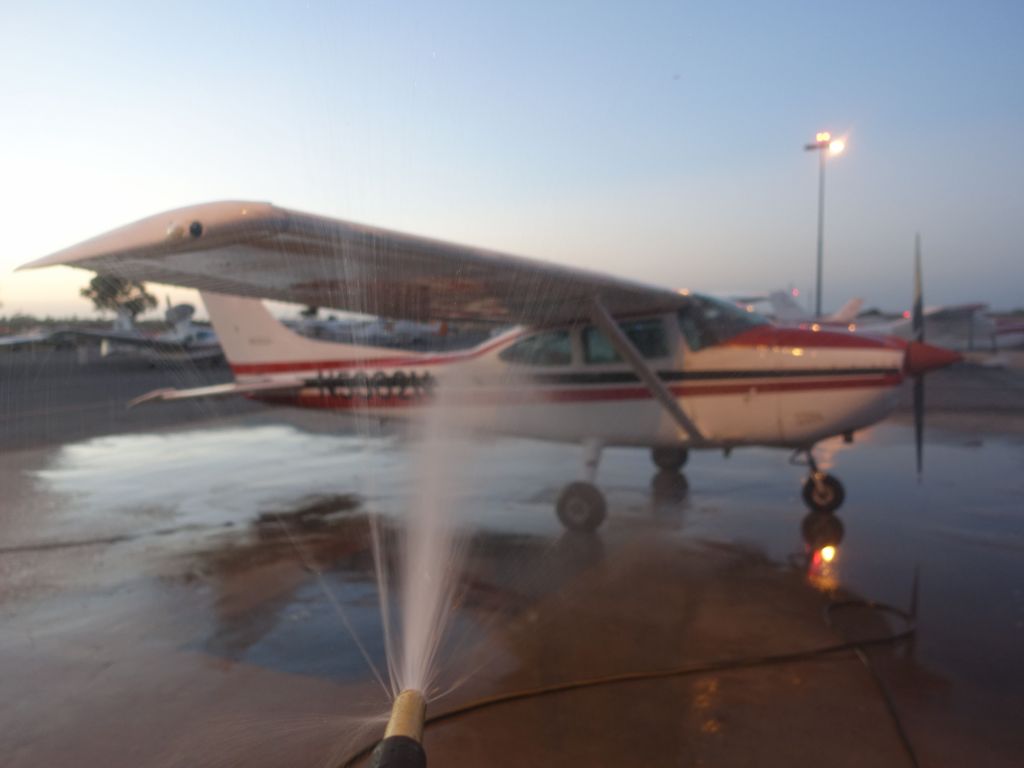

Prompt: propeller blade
[
  {"left": 913, "top": 234, "right": 924, "bottom": 343},
  {"left": 913, "top": 235, "right": 925, "bottom": 475},
  {"left": 914, "top": 374, "right": 924, "bottom": 475}
]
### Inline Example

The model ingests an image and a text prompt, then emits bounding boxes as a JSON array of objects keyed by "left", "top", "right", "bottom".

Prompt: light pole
[{"left": 804, "top": 131, "right": 845, "bottom": 317}]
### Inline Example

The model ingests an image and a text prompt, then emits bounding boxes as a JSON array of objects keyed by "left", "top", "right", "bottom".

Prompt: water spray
[{"left": 371, "top": 690, "right": 427, "bottom": 768}]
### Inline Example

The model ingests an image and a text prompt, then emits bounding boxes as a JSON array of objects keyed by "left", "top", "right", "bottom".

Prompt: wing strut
[{"left": 589, "top": 298, "right": 705, "bottom": 445}]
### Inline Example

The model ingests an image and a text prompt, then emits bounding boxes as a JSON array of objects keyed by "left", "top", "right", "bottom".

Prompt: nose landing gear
[{"left": 799, "top": 449, "right": 846, "bottom": 514}]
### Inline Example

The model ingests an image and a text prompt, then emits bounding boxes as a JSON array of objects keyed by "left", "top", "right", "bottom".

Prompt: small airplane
[
  {"left": 991, "top": 316, "right": 1024, "bottom": 350},
  {"left": 855, "top": 303, "right": 997, "bottom": 352},
  {"left": 140, "top": 300, "right": 222, "bottom": 364},
  {"left": 0, "top": 327, "right": 55, "bottom": 349},
  {"left": 285, "top": 308, "right": 465, "bottom": 350},
  {"left": 742, "top": 289, "right": 1003, "bottom": 352},
  {"left": 21, "top": 202, "right": 959, "bottom": 531},
  {"left": 0, "top": 298, "right": 222, "bottom": 364},
  {"left": 766, "top": 290, "right": 864, "bottom": 328},
  {"left": 730, "top": 289, "right": 863, "bottom": 328}
]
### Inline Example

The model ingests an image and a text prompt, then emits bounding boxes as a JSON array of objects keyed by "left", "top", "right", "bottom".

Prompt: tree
[{"left": 80, "top": 275, "right": 158, "bottom": 319}]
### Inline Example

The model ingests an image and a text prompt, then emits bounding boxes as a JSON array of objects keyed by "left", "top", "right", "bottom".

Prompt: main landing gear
[
  {"left": 555, "top": 298, "right": 705, "bottom": 533},
  {"left": 556, "top": 440, "right": 607, "bottom": 532},
  {"left": 799, "top": 449, "right": 846, "bottom": 514},
  {"left": 651, "top": 446, "right": 688, "bottom": 472},
  {"left": 555, "top": 444, "right": 693, "bottom": 532}
]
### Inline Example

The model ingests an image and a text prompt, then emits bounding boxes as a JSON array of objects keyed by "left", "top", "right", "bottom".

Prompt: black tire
[
  {"left": 556, "top": 482, "right": 607, "bottom": 532},
  {"left": 801, "top": 474, "right": 846, "bottom": 514},
  {"left": 651, "top": 446, "right": 689, "bottom": 472}
]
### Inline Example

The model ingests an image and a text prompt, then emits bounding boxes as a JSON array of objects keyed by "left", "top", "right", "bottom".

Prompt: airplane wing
[
  {"left": 58, "top": 327, "right": 217, "bottom": 351},
  {"left": 923, "top": 303, "right": 988, "bottom": 320},
  {"left": 128, "top": 378, "right": 304, "bottom": 407},
  {"left": 20, "top": 201, "right": 688, "bottom": 325},
  {"left": 0, "top": 330, "right": 54, "bottom": 347}
]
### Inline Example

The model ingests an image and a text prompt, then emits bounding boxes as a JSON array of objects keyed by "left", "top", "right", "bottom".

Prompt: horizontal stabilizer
[{"left": 128, "top": 378, "right": 303, "bottom": 408}]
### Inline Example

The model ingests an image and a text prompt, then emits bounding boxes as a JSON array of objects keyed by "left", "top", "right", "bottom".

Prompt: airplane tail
[
  {"left": 767, "top": 291, "right": 808, "bottom": 323},
  {"left": 200, "top": 291, "right": 421, "bottom": 375},
  {"left": 112, "top": 306, "right": 136, "bottom": 334},
  {"left": 825, "top": 298, "right": 864, "bottom": 324},
  {"left": 165, "top": 303, "right": 197, "bottom": 336}
]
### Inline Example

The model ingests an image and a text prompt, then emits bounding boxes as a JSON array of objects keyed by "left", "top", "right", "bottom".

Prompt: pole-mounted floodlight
[{"left": 804, "top": 132, "right": 846, "bottom": 317}]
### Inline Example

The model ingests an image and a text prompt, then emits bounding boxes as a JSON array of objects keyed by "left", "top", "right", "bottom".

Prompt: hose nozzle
[{"left": 371, "top": 690, "right": 427, "bottom": 768}]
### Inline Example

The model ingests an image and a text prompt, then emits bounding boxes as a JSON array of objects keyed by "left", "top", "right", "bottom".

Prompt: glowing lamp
[
  {"left": 820, "top": 545, "right": 836, "bottom": 563},
  {"left": 816, "top": 131, "right": 832, "bottom": 143},
  {"left": 828, "top": 139, "right": 846, "bottom": 155}
]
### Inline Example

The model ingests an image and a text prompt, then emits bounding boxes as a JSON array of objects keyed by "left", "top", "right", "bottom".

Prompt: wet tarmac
[
  {"left": 1, "top": 359, "right": 1023, "bottom": 766},
  {"left": 0, "top": 349, "right": 256, "bottom": 451}
]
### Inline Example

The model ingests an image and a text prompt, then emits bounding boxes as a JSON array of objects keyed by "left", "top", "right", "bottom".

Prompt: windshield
[{"left": 677, "top": 294, "right": 769, "bottom": 351}]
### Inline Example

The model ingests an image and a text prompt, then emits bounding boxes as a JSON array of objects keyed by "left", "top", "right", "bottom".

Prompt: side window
[
  {"left": 623, "top": 317, "right": 669, "bottom": 358},
  {"left": 499, "top": 330, "right": 572, "bottom": 366},
  {"left": 583, "top": 327, "right": 619, "bottom": 364},
  {"left": 583, "top": 317, "right": 668, "bottom": 363}
]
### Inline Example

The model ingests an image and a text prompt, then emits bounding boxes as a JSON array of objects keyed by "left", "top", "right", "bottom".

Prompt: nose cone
[{"left": 904, "top": 341, "right": 961, "bottom": 375}]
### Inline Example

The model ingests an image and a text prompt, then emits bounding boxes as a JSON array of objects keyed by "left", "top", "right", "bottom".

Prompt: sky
[{"left": 1, "top": 0, "right": 1022, "bottom": 320}]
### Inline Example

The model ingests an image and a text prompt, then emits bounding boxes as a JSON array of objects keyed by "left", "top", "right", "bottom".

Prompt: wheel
[
  {"left": 651, "top": 446, "right": 689, "bottom": 472},
  {"left": 801, "top": 474, "right": 846, "bottom": 514},
  {"left": 556, "top": 482, "right": 607, "bottom": 532}
]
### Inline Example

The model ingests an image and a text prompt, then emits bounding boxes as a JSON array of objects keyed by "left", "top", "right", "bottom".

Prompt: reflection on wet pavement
[{"left": 1, "top": 415, "right": 1023, "bottom": 766}]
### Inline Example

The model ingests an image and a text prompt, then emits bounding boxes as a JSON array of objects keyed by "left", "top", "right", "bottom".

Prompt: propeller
[{"left": 912, "top": 234, "right": 925, "bottom": 475}]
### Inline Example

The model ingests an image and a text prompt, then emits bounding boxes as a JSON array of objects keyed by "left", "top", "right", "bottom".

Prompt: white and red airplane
[{"left": 21, "top": 201, "right": 960, "bottom": 531}]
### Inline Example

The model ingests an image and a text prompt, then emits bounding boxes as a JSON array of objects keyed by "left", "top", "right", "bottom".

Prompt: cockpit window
[
  {"left": 583, "top": 317, "right": 668, "bottom": 364},
  {"left": 499, "top": 330, "right": 573, "bottom": 366},
  {"left": 677, "top": 295, "right": 768, "bottom": 351}
]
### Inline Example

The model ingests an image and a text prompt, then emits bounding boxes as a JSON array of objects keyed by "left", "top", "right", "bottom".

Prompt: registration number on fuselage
[{"left": 305, "top": 370, "right": 438, "bottom": 400}]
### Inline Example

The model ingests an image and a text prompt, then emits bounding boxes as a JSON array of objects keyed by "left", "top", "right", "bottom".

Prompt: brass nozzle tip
[{"left": 384, "top": 689, "right": 426, "bottom": 743}]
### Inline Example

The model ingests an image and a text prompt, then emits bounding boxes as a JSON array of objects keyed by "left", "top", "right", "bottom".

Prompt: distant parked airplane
[
  {"left": 0, "top": 300, "right": 222, "bottom": 364},
  {"left": 767, "top": 290, "right": 864, "bottom": 327}
]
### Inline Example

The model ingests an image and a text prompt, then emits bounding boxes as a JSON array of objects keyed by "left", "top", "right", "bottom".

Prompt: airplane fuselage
[{"left": 238, "top": 314, "right": 907, "bottom": 450}]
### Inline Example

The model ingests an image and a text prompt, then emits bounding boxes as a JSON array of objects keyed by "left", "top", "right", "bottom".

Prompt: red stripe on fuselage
[{"left": 255, "top": 373, "right": 903, "bottom": 410}]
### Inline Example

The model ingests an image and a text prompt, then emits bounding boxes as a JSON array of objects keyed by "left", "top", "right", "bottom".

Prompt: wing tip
[{"left": 18, "top": 200, "right": 280, "bottom": 272}]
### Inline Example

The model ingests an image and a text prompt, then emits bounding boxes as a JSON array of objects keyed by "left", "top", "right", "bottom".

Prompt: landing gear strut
[
  {"left": 800, "top": 449, "right": 846, "bottom": 514},
  {"left": 556, "top": 440, "right": 607, "bottom": 532}
]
